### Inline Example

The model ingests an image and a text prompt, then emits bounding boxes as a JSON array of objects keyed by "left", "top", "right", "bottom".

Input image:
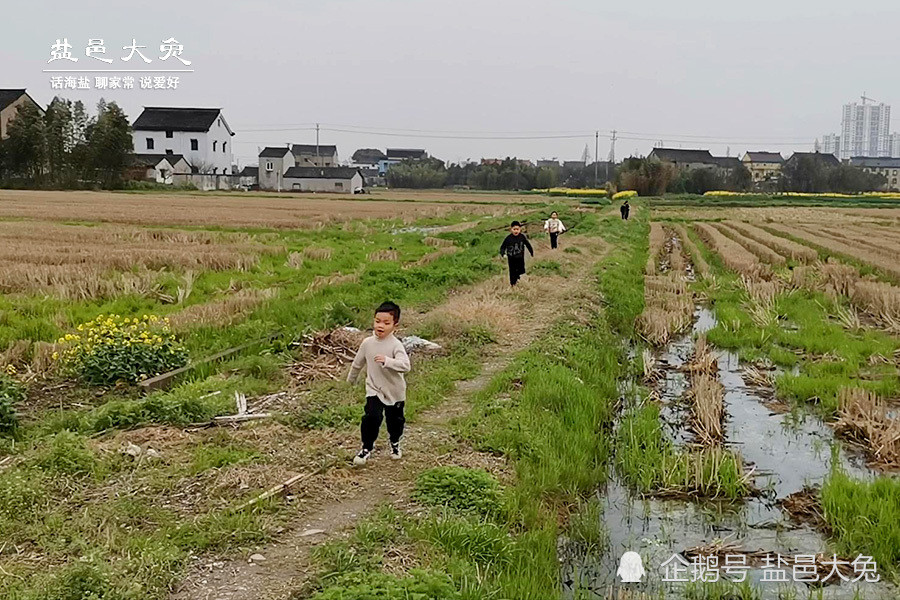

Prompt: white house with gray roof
[{"left": 132, "top": 107, "right": 234, "bottom": 174}]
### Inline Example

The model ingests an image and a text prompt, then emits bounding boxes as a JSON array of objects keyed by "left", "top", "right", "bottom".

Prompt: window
[
  {"left": 146, "top": 138, "right": 154, "bottom": 150},
  {"left": 213, "top": 141, "right": 217, "bottom": 152},
  {"left": 165, "top": 130, "right": 173, "bottom": 138},
  {"left": 265, "top": 161, "right": 274, "bottom": 172},
  {"left": 165, "top": 149, "right": 173, "bottom": 155},
  {"left": 335, "top": 182, "right": 343, "bottom": 189},
  {"left": 223, "top": 142, "right": 227, "bottom": 154},
  {"left": 190, "top": 139, "right": 198, "bottom": 151}
]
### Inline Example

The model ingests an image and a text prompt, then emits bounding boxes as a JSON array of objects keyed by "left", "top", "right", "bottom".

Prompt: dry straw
[
  {"left": 423, "top": 237, "right": 455, "bottom": 249},
  {"left": 713, "top": 223, "right": 787, "bottom": 266},
  {"left": 834, "top": 387, "right": 900, "bottom": 470},
  {"left": 367, "top": 249, "right": 400, "bottom": 262},
  {"left": 302, "top": 247, "right": 333, "bottom": 260}
]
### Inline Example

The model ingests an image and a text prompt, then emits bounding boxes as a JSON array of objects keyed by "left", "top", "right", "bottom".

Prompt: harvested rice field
[{"left": 1, "top": 190, "right": 899, "bottom": 600}]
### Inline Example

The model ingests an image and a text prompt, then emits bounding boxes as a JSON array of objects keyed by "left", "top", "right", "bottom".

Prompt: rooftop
[
  {"left": 133, "top": 107, "right": 231, "bottom": 134},
  {"left": 0, "top": 89, "right": 27, "bottom": 112},
  {"left": 744, "top": 151, "right": 784, "bottom": 163}
]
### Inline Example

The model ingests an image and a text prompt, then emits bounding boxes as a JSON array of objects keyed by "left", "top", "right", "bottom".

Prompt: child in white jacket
[{"left": 543, "top": 211, "right": 567, "bottom": 249}]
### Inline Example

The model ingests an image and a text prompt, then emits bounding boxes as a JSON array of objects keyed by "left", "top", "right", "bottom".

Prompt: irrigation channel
[{"left": 561, "top": 304, "right": 896, "bottom": 598}]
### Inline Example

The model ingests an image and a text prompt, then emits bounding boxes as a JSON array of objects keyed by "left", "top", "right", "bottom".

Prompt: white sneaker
[
  {"left": 390, "top": 442, "right": 402, "bottom": 460},
  {"left": 353, "top": 448, "right": 371, "bottom": 466}
]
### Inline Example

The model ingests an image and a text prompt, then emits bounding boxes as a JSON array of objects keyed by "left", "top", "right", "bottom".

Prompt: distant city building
[
  {"left": 822, "top": 99, "right": 898, "bottom": 159},
  {"left": 536, "top": 159, "right": 560, "bottom": 169}
]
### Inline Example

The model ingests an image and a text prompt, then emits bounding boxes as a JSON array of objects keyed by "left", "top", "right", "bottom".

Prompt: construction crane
[{"left": 861, "top": 92, "right": 878, "bottom": 105}]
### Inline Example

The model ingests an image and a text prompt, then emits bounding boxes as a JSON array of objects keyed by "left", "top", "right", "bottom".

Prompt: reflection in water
[{"left": 561, "top": 306, "right": 894, "bottom": 600}]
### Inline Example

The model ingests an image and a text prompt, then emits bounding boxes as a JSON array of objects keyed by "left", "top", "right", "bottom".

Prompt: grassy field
[{"left": 1, "top": 188, "right": 899, "bottom": 599}]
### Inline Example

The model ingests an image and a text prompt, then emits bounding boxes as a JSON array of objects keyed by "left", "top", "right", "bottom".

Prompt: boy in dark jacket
[{"left": 499, "top": 221, "right": 534, "bottom": 286}]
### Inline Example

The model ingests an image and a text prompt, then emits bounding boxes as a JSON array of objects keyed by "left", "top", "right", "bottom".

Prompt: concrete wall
[{"left": 172, "top": 173, "right": 235, "bottom": 191}]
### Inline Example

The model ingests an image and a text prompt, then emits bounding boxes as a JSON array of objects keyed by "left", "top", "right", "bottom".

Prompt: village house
[
  {"left": 132, "top": 107, "right": 234, "bottom": 174},
  {"left": 292, "top": 144, "right": 338, "bottom": 167},
  {"left": 648, "top": 148, "right": 718, "bottom": 171},
  {"left": 282, "top": 166, "right": 364, "bottom": 193},
  {"left": 849, "top": 156, "right": 900, "bottom": 190},
  {"left": 238, "top": 166, "right": 259, "bottom": 189},
  {"left": 378, "top": 148, "right": 429, "bottom": 175},
  {"left": 0, "top": 89, "right": 43, "bottom": 139},
  {"left": 742, "top": 151, "right": 784, "bottom": 183},
  {"left": 129, "top": 154, "right": 191, "bottom": 184},
  {"left": 258, "top": 146, "right": 294, "bottom": 191},
  {"left": 784, "top": 151, "right": 841, "bottom": 170},
  {"left": 350, "top": 148, "right": 387, "bottom": 167}
]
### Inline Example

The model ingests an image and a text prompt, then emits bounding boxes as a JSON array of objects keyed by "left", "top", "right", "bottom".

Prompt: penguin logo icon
[{"left": 616, "top": 551, "right": 646, "bottom": 583}]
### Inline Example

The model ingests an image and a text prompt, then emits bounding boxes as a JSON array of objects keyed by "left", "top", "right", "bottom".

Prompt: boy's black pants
[
  {"left": 549, "top": 232, "right": 559, "bottom": 249},
  {"left": 361, "top": 395, "right": 405, "bottom": 450},
  {"left": 507, "top": 255, "right": 526, "bottom": 286}
]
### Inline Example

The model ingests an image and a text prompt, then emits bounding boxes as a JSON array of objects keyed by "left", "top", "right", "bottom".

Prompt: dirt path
[{"left": 169, "top": 233, "right": 608, "bottom": 600}]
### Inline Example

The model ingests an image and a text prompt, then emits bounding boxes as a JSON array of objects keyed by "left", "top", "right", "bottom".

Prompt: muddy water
[{"left": 562, "top": 306, "right": 895, "bottom": 600}]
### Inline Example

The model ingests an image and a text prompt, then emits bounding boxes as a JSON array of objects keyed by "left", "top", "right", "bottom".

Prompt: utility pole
[
  {"left": 315, "top": 123, "right": 320, "bottom": 166},
  {"left": 594, "top": 130, "right": 599, "bottom": 187},
  {"left": 606, "top": 129, "right": 617, "bottom": 182}
]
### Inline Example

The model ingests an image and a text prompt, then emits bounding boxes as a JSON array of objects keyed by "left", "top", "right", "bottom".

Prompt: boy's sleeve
[
  {"left": 560, "top": 221, "right": 567, "bottom": 232},
  {"left": 382, "top": 342, "right": 411, "bottom": 373},
  {"left": 543, "top": 220, "right": 549, "bottom": 231},
  {"left": 499, "top": 235, "right": 508, "bottom": 257},
  {"left": 524, "top": 236, "right": 534, "bottom": 256},
  {"left": 347, "top": 341, "right": 366, "bottom": 383}
]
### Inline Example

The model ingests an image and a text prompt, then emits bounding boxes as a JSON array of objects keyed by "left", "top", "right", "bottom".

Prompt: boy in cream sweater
[{"left": 347, "top": 301, "right": 411, "bottom": 465}]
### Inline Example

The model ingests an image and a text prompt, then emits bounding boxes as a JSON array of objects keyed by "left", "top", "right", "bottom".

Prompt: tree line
[{"left": 0, "top": 97, "right": 133, "bottom": 189}]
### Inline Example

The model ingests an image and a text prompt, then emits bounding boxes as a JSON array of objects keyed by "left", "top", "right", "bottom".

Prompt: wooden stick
[
  {"left": 235, "top": 472, "right": 315, "bottom": 511},
  {"left": 212, "top": 413, "right": 272, "bottom": 424}
]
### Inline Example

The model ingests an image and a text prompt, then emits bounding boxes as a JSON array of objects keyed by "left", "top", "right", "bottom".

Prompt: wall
[{"left": 172, "top": 173, "right": 235, "bottom": 191}]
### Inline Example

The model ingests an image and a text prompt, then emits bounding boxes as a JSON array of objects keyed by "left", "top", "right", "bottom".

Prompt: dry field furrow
[
  {"left": 646, "top": 222, "right": 666, "bottom": 275},
  {"left": 670, "top": 223, "right": 709, "bottom": 276},
  {"left": 765, "top": 223, "right": 900, "bottom": 280},
  {"left": 693, "top": 222, "right": 769, "bottom": 280},
  {"left": 725, "top": 221, "right": 818, "bottom": 262},
  {"left": 713, "top": 222, "right": 786, "bottom": 265}
]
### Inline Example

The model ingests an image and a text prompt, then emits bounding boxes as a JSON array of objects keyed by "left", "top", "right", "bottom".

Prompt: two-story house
[
  {"left": 0, "top": 89, "right": 43, "bottom": 139},
  {"left": 258, "top": 146, "right": 294, "bottom": 191},
  {"left": 742, "top": 152, "right": 784, "bottom": 183},
  {"left": 132, "top": 107, "right": 234, "bottom": 174},
  {"left": 291, "top": 144, "right": 338, "bottom": 168}
]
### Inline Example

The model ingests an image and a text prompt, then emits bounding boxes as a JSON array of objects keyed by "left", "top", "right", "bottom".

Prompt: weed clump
[
  {"left": 0, "top": 371, "right": 24, "bottom": 436},
  {"left": 413, "top": 466, "right": 502, "bottom": 518}
]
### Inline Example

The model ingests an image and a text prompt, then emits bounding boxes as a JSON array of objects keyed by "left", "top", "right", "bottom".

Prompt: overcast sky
[{"left": 4, "top": 0, "right": 900, "bottom": 167}]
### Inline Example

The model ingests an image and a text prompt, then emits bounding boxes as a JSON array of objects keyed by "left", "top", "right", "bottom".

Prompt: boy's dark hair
[
  {"left": 375, "top": 301, "right": 401, "bottom": 323},
  {"left": 511, "top": 220, "right": 521, "bottom": 227}
]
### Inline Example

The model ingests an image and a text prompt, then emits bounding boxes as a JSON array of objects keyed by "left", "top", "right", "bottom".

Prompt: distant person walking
[
  {"left": 500, "top": 220, "right": 534, "bottom": 286},
  {"left": 620, "top": 200, "right": 630, "bottom": 221},
  {"left": 543, "top": 211, "right": 567, "bottom": 249}
]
